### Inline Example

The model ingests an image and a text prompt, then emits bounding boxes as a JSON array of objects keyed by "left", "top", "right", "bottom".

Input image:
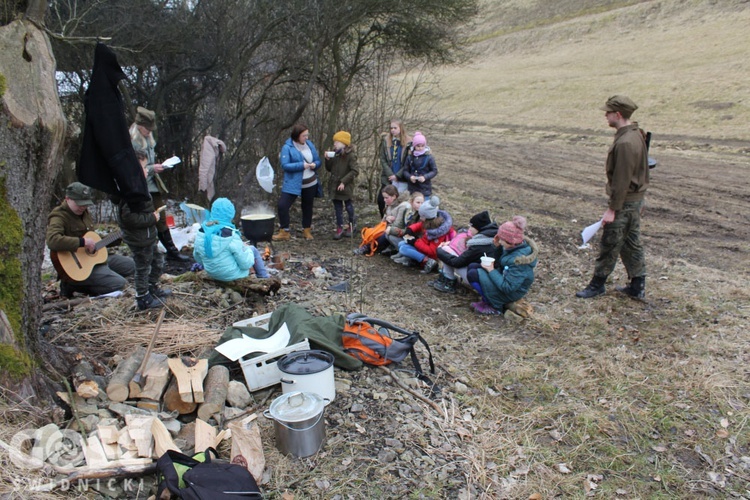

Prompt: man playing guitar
[{"left": 46, "top": 182, "right": 134, "bottom": 297}]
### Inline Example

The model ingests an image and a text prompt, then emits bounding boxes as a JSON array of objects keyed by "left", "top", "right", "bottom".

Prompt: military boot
[
  {"left": 159, "top": 230, "right": 189, "bottom": 262},
  {"left": 136, "top": 293, "right": 164, "bottom": 311},
  {"left": 616, "top": 276, "right": 646, "bottom": 299},
  {"left": 576, "top": 276, "right": 606, "bottom": 299}
]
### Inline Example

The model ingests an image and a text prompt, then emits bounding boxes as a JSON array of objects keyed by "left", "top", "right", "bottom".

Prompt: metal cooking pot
[
  {"left": 264, "top": 391, "right": 327, "bottom": 458},
  {"left": 278, "top": 350, "right": 336, "bottom": 403},
  {"left": 240, "top": 214, "right": 275, "bottom": 243}
]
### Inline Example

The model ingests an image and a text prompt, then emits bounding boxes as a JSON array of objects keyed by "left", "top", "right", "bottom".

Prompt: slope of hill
[{"left": 432, "top": 0, "right": 749, "bottom": 145}]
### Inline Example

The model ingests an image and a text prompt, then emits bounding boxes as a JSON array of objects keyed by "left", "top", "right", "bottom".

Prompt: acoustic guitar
[{"left": 50, "top": 230, "right": 123, "bottom": 282}]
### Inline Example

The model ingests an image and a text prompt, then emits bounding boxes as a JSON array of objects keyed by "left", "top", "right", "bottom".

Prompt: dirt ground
[{"left": 7, "top": 125, "right": 749, "bottom": 499}]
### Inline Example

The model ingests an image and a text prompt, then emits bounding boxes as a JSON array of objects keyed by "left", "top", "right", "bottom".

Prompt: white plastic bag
[{"left": 256, "top": 156, "right": 274, "bottom": 193}]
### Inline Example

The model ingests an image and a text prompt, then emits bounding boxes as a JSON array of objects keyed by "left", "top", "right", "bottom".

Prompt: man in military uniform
[
  {"left": 46, "top": 182, "right": 135, "bottom": 297},
  {"left": 576, "top": 95, "right": 649, "bottom": 299}
]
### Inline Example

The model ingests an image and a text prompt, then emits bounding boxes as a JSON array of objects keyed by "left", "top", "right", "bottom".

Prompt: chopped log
[
  {"left": 193, "top": 418, "right": 217, "bottom": 454},
  {"left": 97, "top": 425, "right": 119, "bottom": 445},
  {"left": 168, "top": 357, "right": 208, "bottom": 403},
  {"left": 151, "top": 418, "right": 181, "bottom": 458},
  {"left": 128, "top": 353, "right": 170, "bottom": 400},
  {"left": 124, "top": 415, "right": 155, "bottom": 458},
  {"left": 136, "top": 399, "right": 161, "bottom": 412},
  {"left": 197, "top": 365, "right": 229, "bottom": 421},
  {"left": 42, "top": 296, "right": 91, "bottom": 312},
  {"left": 82, "top": 436, "right": 108, "bottom": 467},
  {"left": 173, "top": 270, "right": 281, "bottom": 296},
  {"left": 163, "top": 377, "right": 198, "bottom": 415},
  {"left": 72, "top": 361, "right": 106, "bottom": 399},
  {"left": 50, "top": 460, "right": 157, "bottom": 490},
  {"left": 106, "top": 346, "right": 146, "bottom": 402}
]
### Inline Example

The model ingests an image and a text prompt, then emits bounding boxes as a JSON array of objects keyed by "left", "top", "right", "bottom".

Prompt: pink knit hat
[
  {"left": 412, "top": 131, "right": 426, "bottom": 146},
  {"left": 497, "top": 216, "right": 527, "bottom": 245}
]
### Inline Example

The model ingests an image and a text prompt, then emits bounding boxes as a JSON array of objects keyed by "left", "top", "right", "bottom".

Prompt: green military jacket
[
  {"left": 606, "top": 124, "right": 649, "bottom": 211},
  {"left": 46, "top": 201, "right": 94, "bottom": 252}
]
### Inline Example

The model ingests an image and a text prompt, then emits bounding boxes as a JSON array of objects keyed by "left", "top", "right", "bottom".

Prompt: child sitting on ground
[
  {"left": 395, "top": 196, "right": 455, "bottom": 273},
  {"left": 466, "top": 216, "right": 538, "bottom": 315},
  {"left": 116, "top": 150, "right": 170, "bottom": 310},
  {"left": 354, "top": 185, "right": 411, "bottom": 255},
  {"left": 193, "top": 198, "right": 271, "bottom": 281}
]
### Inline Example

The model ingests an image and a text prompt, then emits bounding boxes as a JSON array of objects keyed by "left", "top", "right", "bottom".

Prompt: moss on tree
[{"left": 0, "top": 176, "right": 31, "bottom": 377}]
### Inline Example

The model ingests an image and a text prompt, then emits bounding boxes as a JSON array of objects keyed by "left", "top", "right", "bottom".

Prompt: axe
[{"left": 131, "top": 308, "right": 166, "bottom": 389}]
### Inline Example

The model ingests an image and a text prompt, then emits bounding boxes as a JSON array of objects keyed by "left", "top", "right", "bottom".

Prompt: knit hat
[
  {"left": 497, "top": 216, "right": 527, "bottom": 246},
  {"left": 135, "top": 106, "right": 157, "bottom": 130},
  {"left": 66, "top": 182, "right": 94, "bottom": 206},
  {"left": 203, "top": 198, "right": 237, "bottom": 258},
  {"left": 332, "top": 131, "right": 351, "bottom": 147},
  {"left": 600, "top": 95, "right": 638, "bottom": 118},
  {"left": 469, "top": 210, "right": 491, "bottom": 230},
  {"left": 419, "top": 195, "right": 440, "bottom": 219},
  {"left": 412, "top": 131, "right": 426, "bottom": 146}
]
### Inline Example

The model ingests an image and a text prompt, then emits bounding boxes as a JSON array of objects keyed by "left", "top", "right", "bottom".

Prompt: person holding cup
[
  {"left": 273, "top": 123, "right": 322, "bottom": 241},
  {"left": 466, "top": 216, "right": 538, "bottom": 315},
  {"left": 324, "top": 130, "right": 359, "bottom": 240}
]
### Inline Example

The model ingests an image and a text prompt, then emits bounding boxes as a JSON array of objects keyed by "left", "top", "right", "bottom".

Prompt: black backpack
[{"left": 156, "top": 447, "right": 261, "bottom": 499}]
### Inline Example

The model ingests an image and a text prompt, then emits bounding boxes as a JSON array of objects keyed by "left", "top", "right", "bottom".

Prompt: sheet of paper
[
  {"left": 214, "top": 323, "right": 291, "bottom": 361},
  {"left": 162, "top": 156, "right": 181, "bottom": 168},
  {"left": 581, "top": 219, "right": 603, "bottom": 246}
]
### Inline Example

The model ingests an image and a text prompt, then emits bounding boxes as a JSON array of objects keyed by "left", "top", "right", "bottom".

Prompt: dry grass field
[{"left": 2, "top": 0, "right": 748, "bottom": 498}]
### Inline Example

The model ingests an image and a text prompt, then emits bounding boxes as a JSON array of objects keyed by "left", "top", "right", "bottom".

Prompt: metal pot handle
[
  {"left": 280, "top": 378, "right": 295, "bottom": 384},
  {"left": 272, "top": 411, "right": 324, "bottom": 432},
  {"left": 263, "top": 410, "right": 273, "bottom": 419}
]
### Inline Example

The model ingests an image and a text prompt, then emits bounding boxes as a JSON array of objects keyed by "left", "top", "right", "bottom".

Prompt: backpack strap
[{"left": 156, "top": 449, "right": 202, "bottom": 498}]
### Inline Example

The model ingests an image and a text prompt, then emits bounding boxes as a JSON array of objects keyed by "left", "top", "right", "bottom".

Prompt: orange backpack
[{"left": 359, "top": 221, "right": 388, "bottom": 256}]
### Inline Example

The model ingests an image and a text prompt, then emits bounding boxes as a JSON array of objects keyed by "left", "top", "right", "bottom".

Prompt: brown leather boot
[
  {"left": 302, "top": 228, "right": 313, "bottom": 240},
  {"left": 272, "top": 229, "right": 291, "bottom": 241}
]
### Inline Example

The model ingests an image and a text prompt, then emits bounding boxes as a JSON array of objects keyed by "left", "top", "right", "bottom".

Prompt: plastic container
[
  {"left": 278, "top": 350, "right": 335, "bottom": 403},
  {"left": 234, "top": 313, "right": 311, "bottom": 392}
]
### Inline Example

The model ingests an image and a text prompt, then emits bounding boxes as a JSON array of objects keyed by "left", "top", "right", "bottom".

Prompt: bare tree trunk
[{"left": 0, "top": 18, "right": 67, "bottom": 395}]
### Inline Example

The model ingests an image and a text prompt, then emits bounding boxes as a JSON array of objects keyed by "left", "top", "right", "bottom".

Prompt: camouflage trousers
[
  {"left": 129, "top": 241, "right": 165, "bottom": 296},
  {"left": 594, "top": 200, "right": 646, "bottom": 280}
]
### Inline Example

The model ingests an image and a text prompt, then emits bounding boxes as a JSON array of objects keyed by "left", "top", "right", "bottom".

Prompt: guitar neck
[{"left": 95, "top": 230, "right": 123, "bottom": 251}]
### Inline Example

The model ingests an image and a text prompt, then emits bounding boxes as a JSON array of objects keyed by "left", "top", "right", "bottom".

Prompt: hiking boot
[
  {"left": 616, "top": 276, "right": 646, "bottom": 299},
  {"left": 390, "top": 252, "right": 403, "bottom": 261},
  {"left": 342, "top": 223, "right": 354, "bottom": 238},
  {"left": 420, "top": 258, "right": 438, "bottom": 274},
  {"left": 302, "top": 228, "right": 314, "bottom": 240},
  {"left": 353, "top": 245, "right": 369, "bottom": 255},
  {"left": 159, "top": 230, "right": 189, "bottom": 262},
  {"left": 575, "top": 276, "right": 606, "bottom": 299},
  {"left": 149, "top": 285, "right": 172, "bottom": 299},
  {"left": 272, "top": 229, "right": 291, "bottom": 241},
  {"left": 333, "top": 226, "right": 344, "bottom": 240},
  {"left": 433, "top": 277, "right": 457, "bottom": 294},
  {"left": 471, "top": 300, "right": 500, "bottom": 315},
  {"left": 136, "top": 293, "right": 164, "bottom": 311},
  {"left": 427, "top": 273, "right": 447, "bottom": 288},
  {"left": 60, "top": 281, "right": 74, "bottom": 298}
]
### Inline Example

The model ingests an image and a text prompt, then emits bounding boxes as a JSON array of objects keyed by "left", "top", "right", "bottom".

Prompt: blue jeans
[
  {"left": 398, "top": 240, "right": 425, "bottom": 263},
  {"left": 249, "top": 245, "right": 270, "bottom": 278}
]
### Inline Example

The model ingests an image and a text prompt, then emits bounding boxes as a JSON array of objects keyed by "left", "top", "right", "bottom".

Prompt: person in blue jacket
[
  {"left": 466, "top": 216, "right": 538, "bottom": 315},
  {"left": 272, "top": 123, "right": 322, "bottom": 241},
  {"left": 401, "top": 131, "right": 438, "bottom": 197},
  {"left": 193, "top": 198, "right": 270, "bottom": 281}
]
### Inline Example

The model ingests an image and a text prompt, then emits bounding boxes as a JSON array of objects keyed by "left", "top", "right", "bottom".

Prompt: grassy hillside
[{"left": 429, "top": 0, "right": 750, "bottom": 144}]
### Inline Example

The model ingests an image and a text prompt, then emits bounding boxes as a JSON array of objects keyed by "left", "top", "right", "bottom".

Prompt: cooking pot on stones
[
  {"left": 278, "top": 350, "right": 335, "bottom": 403},
  {"left": 264, "top": 391, "right": 327, "bottom": 458},
  {"left": 240, "top": 214, "right": 275, "bottom": 243}
]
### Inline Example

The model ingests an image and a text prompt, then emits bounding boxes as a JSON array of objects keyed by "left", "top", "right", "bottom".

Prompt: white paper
[
  {"left": 581, "top": 219, "right": 603, "bottom": 246},
  {"left": 161, "top": 156, "right": 181, "bottom": 168},
  {"left": 214, "top": 323, "right": 291, "bottom": 361}
]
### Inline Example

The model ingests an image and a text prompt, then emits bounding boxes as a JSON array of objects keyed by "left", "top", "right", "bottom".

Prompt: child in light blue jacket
[{"left": 193, "top": 198, "right": 270, "bottom": 281}]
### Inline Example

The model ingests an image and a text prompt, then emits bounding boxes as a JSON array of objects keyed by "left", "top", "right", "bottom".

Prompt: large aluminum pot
[
  {"left": 278, "top": 350, "right": 335, "bottom": 403},
  {"left": 264, "top": 391, "right": 326, "bottom": 458}
]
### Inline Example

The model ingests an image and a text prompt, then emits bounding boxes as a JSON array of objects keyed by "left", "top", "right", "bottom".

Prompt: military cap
[
  {"left": 600, "top": 95, "right": 638, "bottom": 117},
  {"left": 135, "top": 106, "right": 157, "bottom": 130},
  {"left": 66, "top": 182, "right": 94, "bottom": 206}
]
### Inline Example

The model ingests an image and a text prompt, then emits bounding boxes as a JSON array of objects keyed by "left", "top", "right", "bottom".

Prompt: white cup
[
  {"left": 480, "top": 256, "right": 495, "bottom": 267},
  {"left": 325, "top": 151, "right": 336, "bottom": 158}
]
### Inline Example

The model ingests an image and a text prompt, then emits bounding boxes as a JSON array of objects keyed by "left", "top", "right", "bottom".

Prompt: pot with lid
[
  {"left": 278, "top": 350, "right": 335, "bottom": 403},
  {"left": 264, "top": 391, "right": 327, "bottom": 457},
  {"left": 240, "top": 214, "right": 275, "bottom": 243}
]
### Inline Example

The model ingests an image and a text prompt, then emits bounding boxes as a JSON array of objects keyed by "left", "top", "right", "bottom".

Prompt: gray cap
[
  {"left": 66, "top": 182, "right": 94, "bottom": 206},
  {"left": 600, "top": 95, "right": 638, "bottom": 117},
  {"left": 135, "top": 106, "right": 157, "bottom": 130}
]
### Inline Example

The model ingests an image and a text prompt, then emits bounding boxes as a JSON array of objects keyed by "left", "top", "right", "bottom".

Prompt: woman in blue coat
[
  {"left": 466, "top": 216, "right": 538, "bottom": 315},
  {"left": 272, "top": 123, "right": 322, "bottom": 241},
  {"left": 194, "top": 198, "right": 270, "bottom": 281}
]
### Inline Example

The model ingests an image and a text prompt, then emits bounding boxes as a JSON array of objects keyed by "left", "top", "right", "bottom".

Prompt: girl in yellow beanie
[{"left": 325, "top": 131, "right": 359, "bottom": 239}]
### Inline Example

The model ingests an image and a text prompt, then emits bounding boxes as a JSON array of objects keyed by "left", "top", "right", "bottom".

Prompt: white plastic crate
[{"left": 233, "top": 313, "right": 310, "bottom": 392}]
